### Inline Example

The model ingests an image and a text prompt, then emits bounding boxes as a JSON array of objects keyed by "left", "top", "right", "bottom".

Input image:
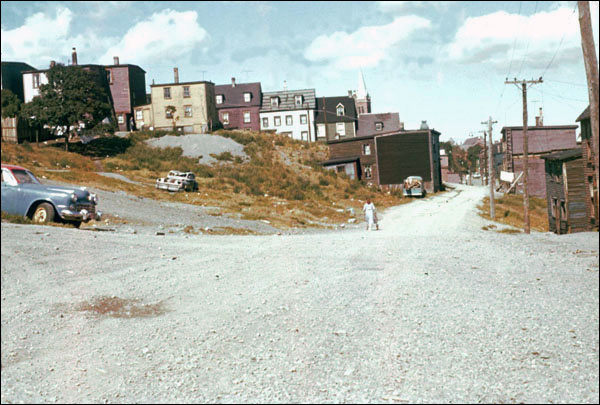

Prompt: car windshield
[{"left": 12, "top": 169, "right": 41, "bottom": 184}]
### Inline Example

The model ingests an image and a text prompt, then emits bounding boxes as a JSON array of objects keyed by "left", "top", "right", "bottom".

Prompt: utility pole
[
  {"left": 505, "top": 78, "right": 543, "bottom": 234},
  {"left": 478, "top": 130, "right": 488, "bottom": 185},
  {"left": 578, "top": 1, "right": 600, "bottom": 226},
  {"left": 482, "top": 116, "right": 498, "bottom": 219}
]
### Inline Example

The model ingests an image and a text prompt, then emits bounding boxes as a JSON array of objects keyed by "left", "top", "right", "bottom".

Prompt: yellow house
[
  {"left": 149, "top": 80, "right": 218, "bottom": 133},
  {"left": 133, "top": 103, "right": 153, "bottom": 130}
]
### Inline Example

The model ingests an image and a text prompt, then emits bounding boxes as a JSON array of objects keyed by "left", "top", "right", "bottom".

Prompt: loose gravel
[
  {"left": 1, "top": 184, "right": 598, "bottom": 403},
  {"left": 145, "top": 134, "right": 248, "bottom": 166}
]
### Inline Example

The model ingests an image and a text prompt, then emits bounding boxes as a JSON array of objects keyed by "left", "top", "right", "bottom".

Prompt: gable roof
[
  {"left": 214, "top": 81, "right": 262, "bottom": 108},
  {"left": 541, "top": 148, "right": 582, "bottom": 161},
  {"left": 260, "top": 88, "right": 316, "bottom": 112},
  {"left": 576, "top": 105, "right": 590, "bottom": 122},
  {"left": 314, "top": 96, "right": 357, "bottom": 123}
]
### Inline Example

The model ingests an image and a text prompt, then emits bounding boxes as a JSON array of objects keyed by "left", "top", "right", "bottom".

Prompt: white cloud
[
  {"left": 99, "top": 10, "right": 209, "bottom": 66},
  {"left": 377, "top": 1, "right": 456, "bottom": 14},
  {"left": 446, "top": 6, "right": 591, "bottom": 70},
  {"left": 304, "top": 16, "right": 431, "bottom": 70},
  {"left": 1, "top": 8, "right": 77, "bottom": 66}
]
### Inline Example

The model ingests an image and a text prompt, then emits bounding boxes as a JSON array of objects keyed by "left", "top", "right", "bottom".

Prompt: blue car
[{"left": 1, "top": 164, "right": 102, "bottom": 228}]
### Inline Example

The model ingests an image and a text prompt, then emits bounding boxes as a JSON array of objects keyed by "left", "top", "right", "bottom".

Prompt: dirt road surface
[{"left": 2, "top": 184, "right": 598, "bottom": 403}]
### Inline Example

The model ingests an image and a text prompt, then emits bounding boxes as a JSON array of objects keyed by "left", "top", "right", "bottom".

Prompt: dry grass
[
  {"left": 2, "top": 131, "right": 413, "bottom": 230},
  {"left": 478, "top": 194, "right": 549, "bottom": 232}
]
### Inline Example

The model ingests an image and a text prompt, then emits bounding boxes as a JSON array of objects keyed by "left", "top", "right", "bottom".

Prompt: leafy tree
[
  {"left": 165, "top": 105, "right": 178, "bottom": 130},
  {"left": 20, "top": 64, "right": 112, "bottom": 148},
  {"left": 1, "top": 89, "right": 22, "bottom": 118},
  {"left": 467, "top": 144, "right": 483, "bottom": 173}
]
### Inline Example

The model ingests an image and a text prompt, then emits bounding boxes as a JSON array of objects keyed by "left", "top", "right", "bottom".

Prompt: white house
[{"left": 259, "top": 88, "right": 316, "bottom": 142}]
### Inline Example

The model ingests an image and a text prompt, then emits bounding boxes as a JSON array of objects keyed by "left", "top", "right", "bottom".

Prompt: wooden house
[
  {"left": 501, "top": 124, "right": 578, "bottom": 198},
  {"left": 215, "top": 78, "right": 262, "bottom": 132},
  {"left": 541, "top": 148, "right": 590, "bottom": 234},
  {"left": 576, "top": 105, "right": 598, "bottom": 229}
]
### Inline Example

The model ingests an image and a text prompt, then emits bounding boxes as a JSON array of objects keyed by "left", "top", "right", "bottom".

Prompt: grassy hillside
[
  {"left": 1, "top": 130, "right": 409, "bottom": 229},
  {"left": 478, "top": 194, "right": 549, "bottom": 233}
]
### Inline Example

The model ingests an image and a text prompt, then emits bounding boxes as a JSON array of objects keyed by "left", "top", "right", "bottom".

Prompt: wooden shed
[{"left": 541, "top": 148, "right": 590, "bottom": 234}]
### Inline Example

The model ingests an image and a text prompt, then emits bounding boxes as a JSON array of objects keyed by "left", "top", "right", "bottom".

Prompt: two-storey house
[
  {"left": 149, "top": 68, "right": 218, "bottom": 133},
  {"left": 1, "top": 61, "right": 36, "bottom": 102},
  {"left": 314, "top": 96, "right": 357, "bottom": 141},
  {"left": 356, "top": 112, "right": 401, "bottom": 137},
  {"left": 576, "top": 105, "right": 598, "bottom": 229},
  {"left": 104, "top": 56, "right": 147, "bottom": 131},
  {"left": 215, "top": 78, "right": 262, "bottom": 131},
  {"left": 259, "top": 88, "right": 316, "bottom": 142}
]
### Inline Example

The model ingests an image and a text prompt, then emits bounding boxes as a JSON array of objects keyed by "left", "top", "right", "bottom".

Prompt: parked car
[
  {"left": 155, "top": 170, "right": 198, "bottom": 192},
  {"left": 1, "top": 164, "right": 102, "bottom": 228},
  {"left": 403, "top": 176, "right": 424, "bottom": 197}
]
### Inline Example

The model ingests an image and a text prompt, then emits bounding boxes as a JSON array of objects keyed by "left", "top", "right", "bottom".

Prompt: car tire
[{"left": 32, "top": 203, "right": 55, "bottom": 225}]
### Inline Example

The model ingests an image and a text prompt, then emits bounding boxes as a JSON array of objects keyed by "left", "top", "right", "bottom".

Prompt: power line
[
  {"left": 540, "top": 3, "right": 578, "bottom": 78},
  {"left": 516, "top": 1, "right": 538, "bottom": 77}
]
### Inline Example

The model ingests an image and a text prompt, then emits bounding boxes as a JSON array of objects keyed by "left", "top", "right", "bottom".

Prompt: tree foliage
[
  {"left": 20, "top": 64, "right": 112, "bottom": 135},
  {"left": 1, "top": 89, "right": 22, "bottom": 119}
]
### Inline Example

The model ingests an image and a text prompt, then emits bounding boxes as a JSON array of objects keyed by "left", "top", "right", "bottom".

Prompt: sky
[{"left": 1, "top": 1, "right": 599, "bottom": 143}]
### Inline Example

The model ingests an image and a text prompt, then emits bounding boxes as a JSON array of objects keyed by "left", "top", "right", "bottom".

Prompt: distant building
[
  {"left": 350, "top": 71, "right": 371, "bottom": 115},
  {"left": 576, "top": 105, "right": 598, "bottom": 229},
  {"left": 323, "top": 127, "right": 442, "bottom": 193},
  {"left": 501, "top": 122, "right": 578, "bottom": 198},
  {"left": 215, "top": 78, "right": 262, "bottom": 131},
  {"left": 459, "top": 136, "right": 484, "bottom": 151},
  {"left": 356, "top": 112, "right": 401, "bottom": 137},
  {"left": 1, "top": 61, "right": 36, "bottom": 102},
  {"left": 104, "top": 56, "right": 147, "bottom": 131},
  {"left": 259, "top": 87, "right": 316, "bottom": 141},
  {"left": 149, "top": 68, "right": 218, "bottom": 133},
  {"left": 314, "top": 95, "right": 357, "bottom": 141}
]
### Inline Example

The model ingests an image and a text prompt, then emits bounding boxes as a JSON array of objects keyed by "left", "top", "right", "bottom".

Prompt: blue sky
[{"left": 1, "top": 1, "right": 598, "bottom": 143}]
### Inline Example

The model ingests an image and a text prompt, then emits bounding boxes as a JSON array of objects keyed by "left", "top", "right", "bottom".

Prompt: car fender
[{"left": 25, "top": 198, "right": 59, "bottom": 219}]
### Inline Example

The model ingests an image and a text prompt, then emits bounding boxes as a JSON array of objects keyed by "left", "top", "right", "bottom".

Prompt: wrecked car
[
  {"left": 155, "top": 170, "right": 198, "bottom": 192},
  {"left": 403, "top": 176, "right": 424, "bottom": 197}
]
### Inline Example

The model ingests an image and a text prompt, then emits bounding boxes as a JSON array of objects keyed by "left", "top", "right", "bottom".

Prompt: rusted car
[
  {"left": 403, "top": 176, "right": 424, "bottom": 197},
  {"left": 155, "top": 170, "right": 198, "bottom": 192}
]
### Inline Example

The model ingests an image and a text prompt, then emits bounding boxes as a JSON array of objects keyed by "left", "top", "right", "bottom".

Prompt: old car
[
  {"left": 1, "top": 164, "right": 102, "bottom": 228},
  {"left": 403, "top": 176, "right": 424, "bottom": 197},
  {"left": 155, "top": 170, "right": 198, "bottom": 192}
]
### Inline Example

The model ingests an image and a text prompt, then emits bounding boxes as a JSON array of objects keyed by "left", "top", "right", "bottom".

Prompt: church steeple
[{"left": 355, "top": 70, "right": 371, "bottom": 114}]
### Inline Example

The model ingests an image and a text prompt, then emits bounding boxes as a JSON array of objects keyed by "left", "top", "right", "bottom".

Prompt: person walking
[{"left": 363, "top": 198, "right": 377, "bottom": 231}]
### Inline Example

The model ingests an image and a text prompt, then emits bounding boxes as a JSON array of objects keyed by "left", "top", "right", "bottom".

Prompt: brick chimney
[
  {"left": 174, "top": 67, "right": 179, "bottom": 84},
  {"left": 535, "top": 107, "right": 544, "bottom": 126},
  {"left": 113, "top": 56, "right": 120, "bottom": 65},
  {"left": 71, "top": 47, "right": 78, "bottom": 65},
  {"left": 231, "top": 77, "right": 236, "bottom": 87}
]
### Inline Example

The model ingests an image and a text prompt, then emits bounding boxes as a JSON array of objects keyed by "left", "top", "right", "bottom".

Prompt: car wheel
[{"left": 32, "top": 203, "right": 55, "bottom": 225}]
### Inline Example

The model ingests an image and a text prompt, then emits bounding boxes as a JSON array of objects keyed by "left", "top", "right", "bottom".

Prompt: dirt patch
[{"left": 76, "top": 296, "right": 168, "bottom": 318}]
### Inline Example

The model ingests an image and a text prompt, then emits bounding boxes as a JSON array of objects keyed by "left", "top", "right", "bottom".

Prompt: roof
[
  {"left": 576, "top": 105, "right": 590, "bottom": 122},
  {"left": 540, "top": 148, "right": 582, "bottom": 161},
  {"left": 501, "top": 125, "right": 578, "bottom": 132},
  {"left": 22, "top": 64, "right": 107, "bottom": 74},
  {"left": 151, "top": 80, "right": 213, "bottom": 87},
  {"left": 321, "top": 156, "right": 361, "bottom": 166},
  {"left": 1, "top": 61, "right": 36, "bottom": 69},
  {"left": 314, "top": 96, "right": 357, "bottom": 124},
  {"left": 104, "top": 64, "right": 146, "bottom": 73},
  {"left": 501, "top": 125, "right": 578, "bottom": 154},
  {"left": 356, "top": 112, "right": 401, "bottom": 137},
  {"left": 327, "top": 129, "right": 439, "bottom": 145},
  {"left": 260, "top": 88, "right": 316, "bottom": 111},
  {"left": 1, "top": 164, "right": 27, "bottom": 171},
  {"left": 214, "top": 81, "right": 262, "bottom": 108}
]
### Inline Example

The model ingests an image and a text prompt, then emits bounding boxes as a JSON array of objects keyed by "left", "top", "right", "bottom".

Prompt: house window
[
  {"left": 216, "top": 94, "right": 224, "bottom": 104},
  {"left": 244, "top": 92, "right": 252, "bottom": 102},
  {"left": 317, "top": 124, "right": 326, "bottom": 138},
  {"left": 300, "top": 114, "right": 307, "bottom": 125},
  {"left": 183, "top": 86, "right": 191, "bottom": 98},
  {"left": 294, "top": 95, "right": 303, "bottom": 106},
  {"left": 271, "top": 97, "right": 279, "bottom": 107},
  {"left": 165, "top": 108, "right": 173, "bottom": 119},
  {"left": 274, "top": 116, "right": 281, "bottom": 127},
  {"left": 118, "top": 115, "right": 125, "bottom": 124},
  {"left": 363, "top": 144, "right": 371, "bottom": 155},
  {"left": 222, "top": 112, "right": 229, "bottom": 125},
  {"left": 262, "top": 117, "right": 269, "bottom": 128},
  {"left": 560, "top": 200, "right": 567, "bottom": 220},
  {"left": 375, "top": 122, "right": 383, "bottom": 131},
  {"left": 32, "top": 73, "right": 40, "bottom": 89},
  {"left": 286, "top": 115, "right": 293, "bottom": 126},
  {"left": 301, "top": 131, "right": 309, "bottom": 141},
  {"left": 336, "top": 122, "right": 345, "bottom": 137},
  {"left": 364, "top": 165, "right": 373, "bottom": 179},
  {"left": 551, "top": 198, "right": 558, "bottom": 218},
  {"left": 106, "top": 69, "right": 113, "bottom": 84},
  {"left": 243, "top": 111, "right": 251, "bottom": 123},
  {"left": 136, "top": 110, "right": 143, "bottom": 121},
  {"left": 163, "top": 87, "right": 171, "bottom": 99},
  {"left": 336, "top": 104, "right": 344, "bottom": 116},
  {"left": 184, "top": 106, "right": 192, "bottom": 118}
]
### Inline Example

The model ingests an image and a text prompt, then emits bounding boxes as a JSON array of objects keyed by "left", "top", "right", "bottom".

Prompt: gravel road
[{"left": 1, "top": 184, "right": 598, "bottom": 403}]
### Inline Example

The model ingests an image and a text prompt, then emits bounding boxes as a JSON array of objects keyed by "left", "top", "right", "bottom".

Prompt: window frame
[
  {"left": 183, "top": 86, "right": 191, "bottom": 98},
  {"left": 336, "top": 103, "right": 345, "bottom": 116},
  {"left": 163, "top": 87, "right": 171, "bottom": 99},
  {"left": 285, "top": 115, "right": 293, "bottom": 126},
  {"left": 216, "top": 94, "right": 224, "bottom": 104},
  {"left": 243, "top": 111, "right": 251, "bottom": 123},
  {"left": 363, "top": 143, "right": 371, "bottom": 155},
  {"left": 184, "top": 105, "right": 193, "bottom": 118},
  {"left": 274, "top": 116, "right": 281, "bottom": 127},
  {"left": 244, "top": 92, "right": 252, "bottom": 102},
  {"left": 222, "top": 112, "right": 230, "bottom": 125},
  {"left": 336, "top": 122, "right": 346, "bottom": 137}
]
